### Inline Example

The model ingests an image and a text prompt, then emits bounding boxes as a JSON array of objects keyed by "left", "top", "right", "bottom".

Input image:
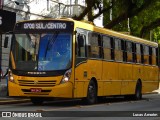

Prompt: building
[
  {"left": 1, "top": 0, "right": 103, "bottom": 75},
  {"left": 3, "top": 0, "right": 103, "bottom": 25}
]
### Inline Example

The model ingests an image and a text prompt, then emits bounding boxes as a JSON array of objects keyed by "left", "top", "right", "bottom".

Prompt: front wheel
[
  {"left": 30, "top": 97, "right": 44, "bottom": 105},
  {"left": 84, "top": 80, "right": 97, "bottom": 104}
]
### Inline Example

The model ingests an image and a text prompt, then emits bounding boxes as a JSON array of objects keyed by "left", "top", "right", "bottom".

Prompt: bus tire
[
  {"left": 85, "top": 80, "right": 97, "bottom": 104},
  {"left": 30, "top": 97, "right": 44, "bottom": 105},
  {"left": 134, "top": 81, "right": 142, "bottom": 100}
]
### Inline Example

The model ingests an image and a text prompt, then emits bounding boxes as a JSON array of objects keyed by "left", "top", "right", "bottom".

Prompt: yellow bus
[{"left": 7, "top": 18, "right": 159, "bottom": 105}]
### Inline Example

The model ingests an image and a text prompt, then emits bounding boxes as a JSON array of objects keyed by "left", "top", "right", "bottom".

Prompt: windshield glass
[{"left": 12, "top": 32, "right": 72, "bottom": 71}]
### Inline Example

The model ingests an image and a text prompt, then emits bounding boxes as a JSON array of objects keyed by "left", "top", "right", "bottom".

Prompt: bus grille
[{"left": 18, "top": 80, "right": 57, "bottom": 87}]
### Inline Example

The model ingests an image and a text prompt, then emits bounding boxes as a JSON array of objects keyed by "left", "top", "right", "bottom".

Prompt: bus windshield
[{"left": 12, "top": 32, "right": 72, "bottom": 71}]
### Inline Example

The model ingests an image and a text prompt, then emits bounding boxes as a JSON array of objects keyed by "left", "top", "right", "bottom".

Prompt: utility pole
[
  {"left": 74, "top": 0, "right": 78, "bottom": 16},
  {"left": 70, "top": 0, "right": 72, "bottom": 15},
  {"left": 110, "top": 0, "right": 112, "bottom": 21},
  {"left": 150, "top": 30, "right": 152, "bottom": 41},
  {"left": 47, "top": 0, "right": 49, "bottom": 11},
  {"left": 128, "top": 18, "right": 130, "bottom": 34}
]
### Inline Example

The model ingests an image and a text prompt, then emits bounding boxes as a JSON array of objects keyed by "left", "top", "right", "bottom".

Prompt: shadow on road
[{"left": 32, "top": 96, "right": 151, "bottom": 107}]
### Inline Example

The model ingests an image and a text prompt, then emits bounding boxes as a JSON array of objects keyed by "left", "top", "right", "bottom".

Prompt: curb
[
  {"left": 0, "top": 78, "right": 9, "bottom": 97},
  {"left": 0, "top": 99, "right": 30, "bottom": 105},
  {"left": 153, "top": 89, "right": 160, "bottom": 94},
  {"left": 0, "top": 84, "right": 7, "bottom": 97}
]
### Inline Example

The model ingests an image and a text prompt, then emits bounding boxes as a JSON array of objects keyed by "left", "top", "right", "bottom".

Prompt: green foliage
[
  {"left": 153, "top": 27, "right": 160, "bottom": 42},
  {"left": 103, "top": 1, "right": 124, "bottom": 24},
  {"left": 103, "top": 0, "right": 131, "bottom": 31},
  {"left": 132, "top": 0, "right": 144, "bottom": 8},
  {"left": 131, "top": 0, "right": 160, "bottom": 40},
  {"left": 76, "top": 0, "right": 160, "bottom": 41},
  {"left": 103, "top": 0, "right": 160, "bottom": 41}
]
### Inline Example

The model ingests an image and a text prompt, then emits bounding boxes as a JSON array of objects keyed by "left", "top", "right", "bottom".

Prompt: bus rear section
[{"left": 73, "top": 25, "right": 159, "bottom": 104}]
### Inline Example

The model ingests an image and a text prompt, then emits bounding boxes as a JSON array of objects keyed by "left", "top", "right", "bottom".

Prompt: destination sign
[
  {"left": 15, "top": 20, "right": 74, "bottom": 32},
  {"left": 24, "top": 22, "right": 67, "bottom": 29}
]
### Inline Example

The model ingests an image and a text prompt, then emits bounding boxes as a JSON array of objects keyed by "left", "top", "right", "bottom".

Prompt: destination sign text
[{"left": 24, "top": 22, "right": 67, "bottom": 29}]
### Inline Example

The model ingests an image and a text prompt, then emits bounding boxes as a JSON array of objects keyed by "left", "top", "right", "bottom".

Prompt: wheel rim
[
  {"left": 87, "top": 81, "right": 97, "bottom": 104},
  {"left": 88, "top": 85, "right": 95, "bottom": 99},
  {"left": 136, "top": 88, "right": 140, "bottom": 98},
  {"left": 135, "top": 83, "right": 142, "bottom": 100}
]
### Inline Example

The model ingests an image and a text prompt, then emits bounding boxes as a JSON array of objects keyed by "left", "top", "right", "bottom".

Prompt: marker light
[{"left": 8, "top": 70, "right": 16, "bottom": 83}]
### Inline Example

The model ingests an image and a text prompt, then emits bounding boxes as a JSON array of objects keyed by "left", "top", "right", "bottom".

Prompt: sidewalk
[
  {"left": 0, "top": 96, "right": 30, "bottom": 105},
  {"left": 154, "top": 89, "right": 160, "bottom": 94},
  {"left": 0, "top": 78, "right": 8, "bottom": 97},
  {"left": 0, "top": 79, "right": 30, "bottom": 105}
]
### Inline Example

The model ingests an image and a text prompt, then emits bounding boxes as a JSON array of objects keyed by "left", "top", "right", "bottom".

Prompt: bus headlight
[
  {"left": 61, "top": 69, "right": 72, "bottom": 84},
  {"left": 8, "top": 71, "right": 16, "bottom": 83}
]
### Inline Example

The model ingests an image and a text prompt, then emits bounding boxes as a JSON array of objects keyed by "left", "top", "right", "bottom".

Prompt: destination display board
[{"left": 14, "top": 20, "right": 74, "bottom": 32}]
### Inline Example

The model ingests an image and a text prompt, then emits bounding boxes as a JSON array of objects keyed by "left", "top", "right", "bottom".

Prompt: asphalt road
[{"left": 0, "top": 94, "right": 160, "bottom": 120}]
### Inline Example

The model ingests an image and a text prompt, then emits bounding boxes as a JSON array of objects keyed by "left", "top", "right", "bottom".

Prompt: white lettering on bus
[
  {"left": 24, "top": 23, "right": 35, "bottom": 29},
  {"left": 24, "top": 23, "right": 67, "bottom": 29},
  {"left": 36, "top": 23, "right": 66, "bottom": 29}
]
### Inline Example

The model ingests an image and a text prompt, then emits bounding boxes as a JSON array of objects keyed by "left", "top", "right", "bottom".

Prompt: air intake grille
[{"left": 18, "top": 80, "right": 57, "bottom": 87}]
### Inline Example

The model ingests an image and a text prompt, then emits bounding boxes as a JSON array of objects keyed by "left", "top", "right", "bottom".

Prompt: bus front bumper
[{"left": 8, "top": 81, "right": 73, "bottom": 98}]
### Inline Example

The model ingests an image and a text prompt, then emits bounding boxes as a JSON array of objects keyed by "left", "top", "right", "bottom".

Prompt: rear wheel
[
  {"left": 84, "top": 80, "right": 97, "bottom": 104},
  {"left": 124, "top": 81, "right": 142, "bottom": 100},
  {"left": 134, "top": 81, "right": 142, "bottom": 100},
  {"left": 30, "top": 97, "right": 44, "bottom": 105}
]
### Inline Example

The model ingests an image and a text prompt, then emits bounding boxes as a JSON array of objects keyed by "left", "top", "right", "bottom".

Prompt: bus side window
[
  {"left": 149, "top": 47, "right": 152, "bottom": 65},
  {"left": 144, "top": 46, "right": 149, "bottom": 65},
  {"left": 115, "top": 38, "right": 122, "bottom": 62},
  {"left": 140, "top": 44, "right": 144, "bottom": 64},
  {"left": 87, "top": 32, "right": 101, "bottom": 58},
  {"left": 110, "top": 37, "right": 115, "bottom": 60},
  {"left": 156, "top": 48, "right": 158, "bottom": 66},
  {"left": 136, "top": 43, "right": 141, "bottom": 63},
  {"left": 126, "top": 41, "right": 133, "bottom": 62},
  {"left": 152, "top": 47, "right": 156, "bottom": 65},
  {"left": 103, "top": 35, "right": 111, "bottom": 60},
  {"left": 132, "top": 42, "right": 136, "bottom": 63},
  {"left": 121, "top": 40, "right": 127, "bottom": 62},
  {"left": 76, "top": 34, "right": 86, "bottom": 57},
  {"left": 98, "top": 35, "right": 103, "bottom": 58}
]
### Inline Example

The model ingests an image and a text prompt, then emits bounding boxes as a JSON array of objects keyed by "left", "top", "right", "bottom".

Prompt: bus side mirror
[
  {"left": 4, "top": 36, "right": 9, "bottom": 48},
  {"left": 78, "top": 35, "right": 85, "bottom": 47}
]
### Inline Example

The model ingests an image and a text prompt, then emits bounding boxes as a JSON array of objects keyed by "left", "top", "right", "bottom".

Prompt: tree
[
  {"left": 104, "top": 0, "right": 153, "bottom": 28},
  {"left": 73, "top": 0, "right": 160, "bottom": 41},
  {"left": 73, "top": 0, "right": 113, "bottom": 21},
  {"left": 138, "top": 1, "right": 160, "bottom": 38}
]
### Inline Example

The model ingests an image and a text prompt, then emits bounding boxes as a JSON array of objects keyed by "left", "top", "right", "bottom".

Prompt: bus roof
[
  {"left": 16, "top": 18, "right": 158, "bottom": 47},
  {"left": 73, "top": 20, "right": 158, "bottom": 47}
]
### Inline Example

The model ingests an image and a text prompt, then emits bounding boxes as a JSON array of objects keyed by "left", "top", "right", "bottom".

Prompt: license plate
[{"left": 30, "top": 88, "right": 42, "bottom": 93}]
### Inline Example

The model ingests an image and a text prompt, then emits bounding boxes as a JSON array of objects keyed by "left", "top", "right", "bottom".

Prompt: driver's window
[{"left": 76, "top": 33, "right": 86, "bottom": 57}]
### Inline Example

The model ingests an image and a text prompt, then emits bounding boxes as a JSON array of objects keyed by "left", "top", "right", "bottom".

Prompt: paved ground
[
  {"left": 0, "top": 78, "right": 7, "bottom": 97},
  {"left": 0, "top": 78, "right": 30, "bottom": 105}
]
